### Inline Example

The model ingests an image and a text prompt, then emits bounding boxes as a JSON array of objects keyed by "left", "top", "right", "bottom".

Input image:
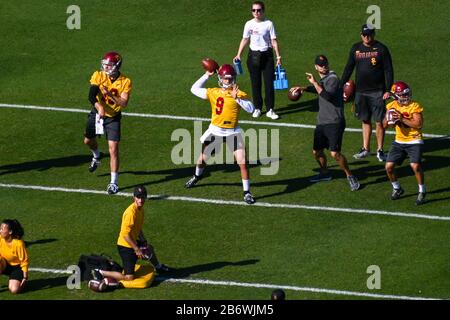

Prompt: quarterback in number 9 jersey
[{"left": 186, "top": 64, "right": 257, "bottom": 204}]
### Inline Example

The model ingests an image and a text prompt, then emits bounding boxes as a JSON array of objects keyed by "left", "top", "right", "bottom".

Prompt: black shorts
[
  {"left": 313, "top": 122, "right": 345, "bottom": 152},
  {"left": 386, "top": 142, "right": 423, "bottom": 165},
  {"left": 85, "top": 111, "right": 122, "bottom": 141},
  {"left": 355, "top": 91, "right": 385, "bottom": 122},
  {"left": 2, "top": 264, "right": 24, "bottom": 281},
  {"left": 117, "top": 245, "right": 137, "bottom": 276}
]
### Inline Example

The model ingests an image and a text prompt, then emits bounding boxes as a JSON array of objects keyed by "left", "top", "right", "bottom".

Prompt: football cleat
[
  {"left": 377, "top": 150, "right": 387, "bottom": 162},
  {"left": 185, "top": 175, "right": 200, "bottom": 188},
  {"left": 353, "top": 148, "right": 370, "bottom": 159},
  {"left": 107, "top": 183, "right": 119, "bottom": 194},
  {"left": 391, "top": 187, "right": 404, "bottom": 200},
  {"left": 88, "top": 157, "right": 100, "bottom": 173},
  {"left": 91, "top": 269, "right": 104, "bottom": 281},
  {"left": 347, "top": 175, "right": 360, "bottom": 191},
  {"left": 415, "top": 192, "right": 426, "bottom": 206},
  {"left": 243, "top": 191, "right": 256, "bottom": 204}
]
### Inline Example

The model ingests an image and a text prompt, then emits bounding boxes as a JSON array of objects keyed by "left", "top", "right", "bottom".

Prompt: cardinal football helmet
[
  {"left": 218, "top": 64, "right": 236, "bottom": 89},
  {"left": 101, "top": 52, "right": 122, "bottom": 78},
  {"left": 391, "top": 81, "right": 412, "bottom": 105}
]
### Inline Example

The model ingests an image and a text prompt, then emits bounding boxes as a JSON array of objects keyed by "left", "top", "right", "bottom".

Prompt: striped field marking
[
  {"left": 27, "top": 266, "right": 440, "bottom": 300},
  {"left": 0, "top": 183, "right": 449, "bottom": 221},
  {"left": 1, "top": 103, "right": 448, "bottom": 138}
]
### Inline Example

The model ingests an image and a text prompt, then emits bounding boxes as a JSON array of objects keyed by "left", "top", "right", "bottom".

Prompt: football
[
  {"left": 386, "top": 108, "right": 400, "bottom": 125},
  {"left": 88, "top": 279, "right": 107, "bottom": 292},
  {"left": 343, "top": 80, "right": 355, "bottom": 102},
  {"left": 103, "top": 276, "right": 120, "bottom": 289},
  {"left": 287, "top": 87, "right": 302, "bottom": 102},
  {"left": 201, "top": 58, "right": 219, "bottom": 73}
]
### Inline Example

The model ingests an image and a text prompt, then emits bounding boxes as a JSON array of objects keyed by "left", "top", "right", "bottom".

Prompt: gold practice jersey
[
  {"left": 117, "top": 202, "right": 144, "bottom": 248},
  {"left": 206, "top": 88, "right": 248, "bottom": 129},
  {"left": 386, "top": 100, "right": 423, "bottom": 143},
  {"left": 90, "top": 71, "right": 132, "bottom": 117},
  {"left": 0, "top": 238, "right": 29, "bottom": 273}
]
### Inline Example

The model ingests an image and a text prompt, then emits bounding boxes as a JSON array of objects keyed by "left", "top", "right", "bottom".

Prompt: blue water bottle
[
  {"left": 279, "top": 67, "right": 286, "bottom": 80},
  {"left": 233, "top": 58, "right": 243, "bottom": 75}
]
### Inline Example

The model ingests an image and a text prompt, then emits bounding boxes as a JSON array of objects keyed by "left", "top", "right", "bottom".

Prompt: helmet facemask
[
  {"left": 391, "top": 81, "right": 412, "bottom": 105},
  {"left": 218, "top": 74, "right": 235, "bottom": 89},
  {"left": 101, "top": 60, "right": 120, "bottom": 78}
]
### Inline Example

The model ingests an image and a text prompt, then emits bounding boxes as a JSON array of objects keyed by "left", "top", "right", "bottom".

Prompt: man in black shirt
[{"left": 341, "top": 24, "right": 394, "bottom": 162}]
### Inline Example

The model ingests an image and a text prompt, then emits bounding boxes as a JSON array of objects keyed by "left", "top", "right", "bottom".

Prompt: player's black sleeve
[
  {"left": 341, "top": 44, "right": 356, "bottom": 86},
  {"left": 88, "top": 85, "right": 100, "bottom": 106},
  {"left": 383, "top": 46, "right": 394, "bottom": 91}
]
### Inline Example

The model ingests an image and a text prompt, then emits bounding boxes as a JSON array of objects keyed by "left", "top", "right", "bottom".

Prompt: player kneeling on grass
[
  {"left": 0, "top": 219, "right": 29, "bottom": 294},
  {"left": 383, "top": 81, "right": 426, "bottom": 205},
  {"left": 91, "top": 186, "right": 173, "bottom": 283},
  {"left": 291, "top": 55, "right": 360, "bottom": 191},
  {"left": 186, "top": 64, "right": 256, "bottom": 204}
]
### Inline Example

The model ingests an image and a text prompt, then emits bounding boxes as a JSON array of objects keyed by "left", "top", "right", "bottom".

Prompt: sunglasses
[{"left": 252, "top": 8, "right": 262, "bottom": 12}]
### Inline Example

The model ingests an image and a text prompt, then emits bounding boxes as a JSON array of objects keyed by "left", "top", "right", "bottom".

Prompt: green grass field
[{"left": 0, "top": 0, "right": 449, "bottom": 301}]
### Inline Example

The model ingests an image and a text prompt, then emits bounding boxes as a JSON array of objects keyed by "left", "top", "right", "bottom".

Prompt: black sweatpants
[{"left": 247, "top": 48, "right": 275, "bottom": 111}]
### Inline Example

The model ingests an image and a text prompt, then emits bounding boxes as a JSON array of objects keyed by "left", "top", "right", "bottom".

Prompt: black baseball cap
[
  {"left": 133, "top": 185, "right": 147, "bottom": 199},
  {"left": 361, "top": 23, "right": 375, "bottom": 35},
  {"left": 315, "top": 55, "right": 328, "bottom": 67}
]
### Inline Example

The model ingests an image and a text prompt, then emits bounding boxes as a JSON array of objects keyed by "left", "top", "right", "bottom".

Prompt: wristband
[{"left": 276, "top": 56, "right": 281, "bottom": 59}]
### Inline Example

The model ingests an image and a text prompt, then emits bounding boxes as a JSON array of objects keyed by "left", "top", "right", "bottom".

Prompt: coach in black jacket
[{"left": 341, "top": 24, "right": 394, "bottom": 163}]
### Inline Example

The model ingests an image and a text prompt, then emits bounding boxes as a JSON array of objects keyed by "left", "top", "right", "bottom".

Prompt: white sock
[
  {"left": 92, "top": 149, "right": 100, "bottom": 159},
  {"left": 242, "top": 179, "right": 250, "bottom": 192},
  {"left": 195, "top": 166, "right": 204, "bottom": 177},
  {"left": 418, "top": 184, "right": 426, "bottom": 193},
  {"left": 111, "top": 172, "right": 118, "bottom": 184},
  {"left": 391, "top": 181, "right": 401, "bottom": 189}
]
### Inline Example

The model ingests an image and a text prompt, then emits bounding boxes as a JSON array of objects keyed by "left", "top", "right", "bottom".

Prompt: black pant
[{"left": 247, "top": 49, "right": 275, "bottom": 111}]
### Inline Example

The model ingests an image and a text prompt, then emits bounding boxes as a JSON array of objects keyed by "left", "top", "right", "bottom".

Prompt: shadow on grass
[
  {"left": 22, "top": 276, "right": 68, "bottom": 293},
  {"left": 25, "top": 238, "right": 58, "bottom": 248},
  {"left": 0, "top": 154, "right": 100, "bottom": 176},
  {"left": 275, "top": 98, "right": 319, "bottom": 117},
  {"left": 153, "top": 259, "right": 259, "bottom": 286},
  {"left": 116, "top": 159, "right": 272, "bottom": 192}
]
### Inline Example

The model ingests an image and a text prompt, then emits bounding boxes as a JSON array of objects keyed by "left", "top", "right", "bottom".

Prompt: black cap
[
  {"left": 314, "top": 55, "right": 328, "bottom": 67},
  {"left": 361, "top": 23, "right": 375, "bottom": 35},
  {"left": 133, "top": 185, "right": 147, "bottom": 199}
]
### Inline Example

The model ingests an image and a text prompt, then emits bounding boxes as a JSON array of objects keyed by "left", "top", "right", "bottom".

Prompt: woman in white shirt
[{"left": 234, "top": 1, "right": 282, "bottom": 120}]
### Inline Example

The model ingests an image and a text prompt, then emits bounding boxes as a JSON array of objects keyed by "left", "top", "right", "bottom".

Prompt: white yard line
[
  {"left": 28, "top": 266, "right": 439, "bottom": 300},
  {"left": 0, "top": 183, "right": 448, "bottom": 221},
  {"left": 0, "top": 103, "right": 448, "bottom": 138}
]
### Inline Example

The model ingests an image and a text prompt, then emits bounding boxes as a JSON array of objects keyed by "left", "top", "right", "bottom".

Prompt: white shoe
[
  {"left": 252, "top": 109, "right": 262, "bottom": 118},
  {"left": 266, "top": 110, "right": 279, "bottom": 120}
]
